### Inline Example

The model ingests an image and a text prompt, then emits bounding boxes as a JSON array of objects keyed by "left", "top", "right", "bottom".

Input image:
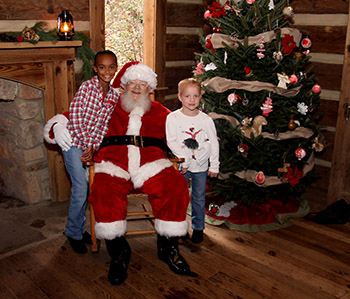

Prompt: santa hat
[{"left": 112, "top": 61, "right": 157, "bottom": 91}]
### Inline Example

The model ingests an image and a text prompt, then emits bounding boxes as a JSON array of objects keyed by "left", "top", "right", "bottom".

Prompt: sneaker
[
  {"left": 67, "top": 236, "right": 88, "bottom": 254},
  {"left": 191, "top": 230, "right": 203, "bottom": 244}
]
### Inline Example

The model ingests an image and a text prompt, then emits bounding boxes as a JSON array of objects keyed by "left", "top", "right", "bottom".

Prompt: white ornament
[
  {"left": 277, "top": 73, "right": 290, "bottom": 89},
  {"left": 268, "top": 0, "right": 275, "bottom": 10},
  {"left": 224, "top": 51, "right": 228, "bottom": 64},
  {"left": 297, "top": 102, "right": 308, "bottom": 115},
  {"left": 204, "top": 62, "right": 217, "bottom": 71}
]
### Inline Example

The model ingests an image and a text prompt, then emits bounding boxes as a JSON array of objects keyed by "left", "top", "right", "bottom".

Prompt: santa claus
[{"left": 44, "top": 62, "right": 192, "bottom": 285}]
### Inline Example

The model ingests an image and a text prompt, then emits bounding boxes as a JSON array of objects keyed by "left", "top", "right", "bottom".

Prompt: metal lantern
[{"left": 57, "top": 10, "right": 75, "bottom": 41}]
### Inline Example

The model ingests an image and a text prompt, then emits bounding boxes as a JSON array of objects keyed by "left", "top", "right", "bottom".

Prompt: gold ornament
[{"left": 288, "top": 119, "right": 296, "bottom": 130}]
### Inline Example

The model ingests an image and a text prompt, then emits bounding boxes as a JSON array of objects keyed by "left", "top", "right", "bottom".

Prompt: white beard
[{"left": 121, "top": 91, "right": 151, "bottom": 114}]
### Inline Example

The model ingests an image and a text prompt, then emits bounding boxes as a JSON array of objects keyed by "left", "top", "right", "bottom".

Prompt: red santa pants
[{"left": 89, "top": 166, "right": 190, "bottom": 239}]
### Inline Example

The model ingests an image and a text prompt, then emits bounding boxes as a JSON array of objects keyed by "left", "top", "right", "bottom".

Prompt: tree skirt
[{"left": 198, "top": 196, "right": 310, "bottom": 232}]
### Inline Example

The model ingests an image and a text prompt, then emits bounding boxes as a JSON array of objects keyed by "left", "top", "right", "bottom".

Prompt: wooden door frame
[
  {"left": 90, "top": 0, "right": 166, "bottom": 101},
  {"left": 327, "top": 3, "right": 350, "bottom": 203}
]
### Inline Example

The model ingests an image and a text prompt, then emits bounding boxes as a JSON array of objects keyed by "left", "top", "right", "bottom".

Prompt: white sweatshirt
[{"left": 166, "top": 109, "right": 220, "bottom": 173}]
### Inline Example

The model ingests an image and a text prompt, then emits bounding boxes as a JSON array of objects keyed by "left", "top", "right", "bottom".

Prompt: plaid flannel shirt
[{"left": 67, "top": 76, "right": 119, "bottom": 151}]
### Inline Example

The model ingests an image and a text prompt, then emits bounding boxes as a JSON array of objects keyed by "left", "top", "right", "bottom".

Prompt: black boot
[
  {"left": 105, "top": 236, "right": 131, "bottom": 285},
  {"left": 157, "top": 234, "right": 191, "bottom": 276}
]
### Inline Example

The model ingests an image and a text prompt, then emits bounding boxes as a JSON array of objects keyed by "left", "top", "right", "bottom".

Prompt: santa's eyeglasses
[{"left": 127, "top": 80, "right": 148, "bottom": 89}]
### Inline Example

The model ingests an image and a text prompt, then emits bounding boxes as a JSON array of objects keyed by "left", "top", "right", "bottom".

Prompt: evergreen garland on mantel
[{"left": 0, "top": 22, "right": 95, "bottom": 83}]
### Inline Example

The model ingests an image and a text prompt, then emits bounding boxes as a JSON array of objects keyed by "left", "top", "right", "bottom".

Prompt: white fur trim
[
  {"left": 95, "top": 220, "right": 127, "bottom": 240},
  {"left": 132, "top": 158, "right": 173, "bottom": 189},
  {"left": 94, "top": 160, "right": 130, "bottom": 180},
  {"left": 126, "top": 106, "right": 144, "bottom": 135},
  {"left": 155, "top": 219, "right": 189, "bottom": 237},
  {"left": 121, "top": 63, "right": 157, "bottom": 91},
  {"left": 128, "top": 146, "right": 140, "bottom": 179},
  {"left": 43, "top": 114, "right": 68, "bottom": 144}
]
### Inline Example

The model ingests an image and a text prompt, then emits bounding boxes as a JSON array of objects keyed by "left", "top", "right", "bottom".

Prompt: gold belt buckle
[
  {"left": 133, "top": 135, "right": 144, "bottom": 147},
  {"left": 133, "top": 135, "right": 139, "bottom": 147}
]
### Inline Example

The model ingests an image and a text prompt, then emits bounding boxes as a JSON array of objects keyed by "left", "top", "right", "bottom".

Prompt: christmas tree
[{"left": 194, "top": 0, "right": 325, "bottom": 212}]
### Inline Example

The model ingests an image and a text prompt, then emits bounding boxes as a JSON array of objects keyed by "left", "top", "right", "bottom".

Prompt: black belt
[{"left": 100, "top": 135, "right": 170, "bottom": 153}]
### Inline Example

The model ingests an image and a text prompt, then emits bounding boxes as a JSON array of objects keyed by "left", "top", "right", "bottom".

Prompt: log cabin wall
[
  {"left": 164, "top": 0, "right": 205, "bottom": 110},
  {"left": 292, "top": 0, "right": 349, "bottom": 204}
]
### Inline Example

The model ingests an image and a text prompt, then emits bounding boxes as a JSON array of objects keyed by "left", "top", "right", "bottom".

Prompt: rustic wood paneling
[
  {"left": 0, "top": 0, "right": 89, "bottom": 21},
  {"left": 167, "top": 3, "right": 205, "bottom": 27},
  {"left": 295, "top": 25, "right": 346, "bottom": 54},
  {"left": 317, "top": 99, "right": 339, "bottom": 128},
  {"left": 312, "top": 165, "right": 331, "bottom": 192},
  {"left": 166, "top": 34, "right": 201, "bottom": 61},
  {"left": 165, "top": 65, "right": 193, "bottom": 94},
  {"left": 311, "top": 62, "right": 343, "bottom": 91},
  {"left": 292, "top": 0, "right": 349, "bottom": 14}
]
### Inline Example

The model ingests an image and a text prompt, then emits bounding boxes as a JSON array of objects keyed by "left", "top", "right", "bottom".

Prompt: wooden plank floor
[{"left": 1, "top": 212, "right": 350, "bottom": 299}]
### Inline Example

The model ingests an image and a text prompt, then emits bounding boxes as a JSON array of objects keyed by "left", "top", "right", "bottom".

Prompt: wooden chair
[{"left": 86, "top": 157, "right": 184, "bottom": 253}]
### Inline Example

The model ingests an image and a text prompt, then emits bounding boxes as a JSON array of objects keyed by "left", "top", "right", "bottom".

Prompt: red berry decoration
[{"left": 213, "top": 26, "right": 221, "bottom": 33}]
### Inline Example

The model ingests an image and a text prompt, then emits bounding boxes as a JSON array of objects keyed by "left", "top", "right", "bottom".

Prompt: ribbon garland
[
  {"left": 210, "top": 28, "right": 302, "bottom": 49},
  {"left": 218, "top": 154, "right": 315, "bottom": 187},
  {"left": 203, "top": 77, "right": 302, "bottom": 97}
]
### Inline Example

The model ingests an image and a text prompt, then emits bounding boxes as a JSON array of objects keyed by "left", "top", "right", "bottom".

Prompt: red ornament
[
  {"left": 289, "top": 74, "right": 298, "bottom": 84},
  {"left": 301, "top": 37, "right": 312, "bottom": 48},
  {"left": 295, "top": 148, "right": 306, "bottom": 160},
  {"left": 209, "top": 203, "right": 220, "bottom": 215},
  {"left": 238, "top": 143, "right": 249, "bottom": 155},
  {"left": 255, "top": 171, "right": 265, "bottom": 184},
  {"left": 244, "top": 66, "right": 252, "bottom": 77},
  {"left": 204, "top": 10, "right": 212, "bottom": 19},
  {"left": 17, "top": 36, "right": 24, "bottom": 42},
  {"left": 312, "top": 84, "right": 321, "bottom": 93}
]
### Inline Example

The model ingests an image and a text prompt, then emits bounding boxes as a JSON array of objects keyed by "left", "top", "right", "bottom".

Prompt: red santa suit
[
  {"left": 44, "top": 62, "right": 190, "bottom": 241},
  {"left": 90, "top": 98, "right": 190, "bottom": 240}
]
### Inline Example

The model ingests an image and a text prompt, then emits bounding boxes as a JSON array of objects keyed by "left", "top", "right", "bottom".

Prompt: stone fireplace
[
  {"left": 0, "top": 78, "right": 51, "bottom": 203},
  {"left": 0, "top": 41, "right": 82, "bottom": 203}
]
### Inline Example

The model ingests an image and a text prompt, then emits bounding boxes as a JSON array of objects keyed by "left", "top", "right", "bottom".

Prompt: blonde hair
[{"left": 178, "top": 78, "right": 201, "bottom": 95}]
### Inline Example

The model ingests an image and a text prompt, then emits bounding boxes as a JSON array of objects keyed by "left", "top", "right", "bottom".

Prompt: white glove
[{"left": 53, "top": 123, "right": 72, "bottom": 151}]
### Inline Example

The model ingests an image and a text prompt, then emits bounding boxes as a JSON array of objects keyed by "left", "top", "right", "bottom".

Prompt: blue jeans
[
  {"left": 183, "top": 170, "right": 208, "bottom": 230},
  {"left": 62, "top": 146, "right": 88, "bottom": 240}
]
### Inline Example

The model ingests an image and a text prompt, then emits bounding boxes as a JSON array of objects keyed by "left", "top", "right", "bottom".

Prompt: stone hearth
[{"left": 0, "top": 78, "right": 51, "bottom": 203}]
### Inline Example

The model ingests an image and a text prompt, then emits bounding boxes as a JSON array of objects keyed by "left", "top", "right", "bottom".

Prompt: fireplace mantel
[{"left": 0, "top": 41, "right": 83, "bottom": 202}]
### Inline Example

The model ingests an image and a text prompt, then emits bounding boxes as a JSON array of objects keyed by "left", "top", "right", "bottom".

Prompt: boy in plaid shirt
[{"left": 55, "top": 50, "right": 119, "bottom": 254}]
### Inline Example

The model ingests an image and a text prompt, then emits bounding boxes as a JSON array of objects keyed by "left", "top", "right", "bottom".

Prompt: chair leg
[
  {"left": 88, "top": 162, "right": 99, "bottom": 253},
  {"left": 90, "top": 204, "right": 99, "bottom": 253}
]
